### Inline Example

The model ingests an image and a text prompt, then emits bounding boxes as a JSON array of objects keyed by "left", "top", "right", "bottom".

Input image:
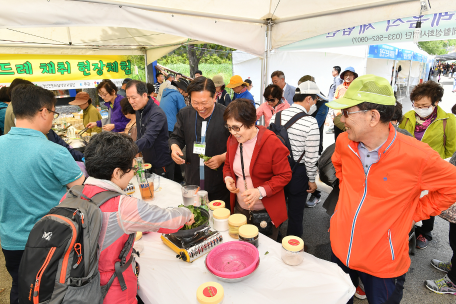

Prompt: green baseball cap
[{"left": 326, "top": 74, "right": 396, "bottom": 110}]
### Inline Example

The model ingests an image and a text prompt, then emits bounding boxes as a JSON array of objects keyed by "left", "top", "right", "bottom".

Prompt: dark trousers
[
  {"left": 285, "top": 165, "right": 309, "bottom": 237},
  {"left": 168, "top": 131, "right": 184, "bottom": 183},
  {"left": 416, "top": 216, "right": 435, "bottom": 240},
  {"left": 448, "top": 222, "right": 456, "bottom": 283},
  {"left": 334, "top": 126, "right": 344, "bottom": 141},
  {"left": 2, "top": 249, "right": 24, "bottom": 304},
  {"left": 234, "top": 203, "right": 279, "bottom": 241},
  {"left": 318, "top": 124, "right": 324, "bottom": 155},
  {"left": 332, "top": 253, "right": 406, "bottom": 304},
  {"left": 151, "top": 162, "right": 175, "bottom": 181},
  {"left": 208, "top": 187, "right": 231, "bottom": 211}
]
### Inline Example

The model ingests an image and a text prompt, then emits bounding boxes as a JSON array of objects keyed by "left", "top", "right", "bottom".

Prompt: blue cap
[{"left": 340, "top": 67, "right": 358, "bottom": 80}]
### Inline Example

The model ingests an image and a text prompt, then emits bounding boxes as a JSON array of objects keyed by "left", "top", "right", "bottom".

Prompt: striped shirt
[
  {"left": 270, "top": 104, "right": 320, "bottom": 182},
  {"left": 154, "top": 82, "right": 162, "bottom": 93}
]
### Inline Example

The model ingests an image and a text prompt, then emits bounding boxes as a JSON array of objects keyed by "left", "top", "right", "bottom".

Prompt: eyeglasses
[
  {"left": 266, "top": 98, "right": 276, "bottom": 103},
  {"left": 98, "top": 92, "right": 108, "bottom": 98},
  {"left": 129, "top": 166, "right": 139, "bottom": 174},
  {"left": 191, "top": 101, "right": 210, "bottom": 107},
  {"left": 341, "top": 109, "right": 368, "bottom": 118},
  {"left": 412, "top": 103, "right": 433, "bottom": 109},
  {"left": 225, "top": 124, "right": 244, "bottom": 132},
  {"left": 40, "top": 108, "right": 60, "bottom": 119}
]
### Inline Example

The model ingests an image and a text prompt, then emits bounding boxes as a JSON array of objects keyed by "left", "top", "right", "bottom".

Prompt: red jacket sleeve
[
  {"left": 261, "top": 136, "right": 292, "bottom": 197},
  {"left": 223, "top": 135, "right": 234, "bottom": 180}
]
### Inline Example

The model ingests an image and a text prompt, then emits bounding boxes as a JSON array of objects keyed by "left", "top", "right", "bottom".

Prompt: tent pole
[
  {"left": 143, "top": 48, "right": 149, "bottom": 83},
  {"left": 392, "top": 60, "right": 398, "bottom": 91},
  {"left": 260, "top": 19, "right": 273, "bottom": 126},
  {"left": 406, "top": 59, "right": 413, "bottom": 96}
]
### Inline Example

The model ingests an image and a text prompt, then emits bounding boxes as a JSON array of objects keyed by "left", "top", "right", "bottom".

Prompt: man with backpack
[
  {"left": 0, "top": 84, "right": 84, "bottom": 304},
  {"left": 270, "top": 81, "right": 320, "bottom": 238}
]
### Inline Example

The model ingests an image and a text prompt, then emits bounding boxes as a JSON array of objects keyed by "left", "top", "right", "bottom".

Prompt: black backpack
[
  {"left": 268, "top": 111, "right": 309, "bottom": 171},
  {"left": 18, "top": 185, "right": 136, "bottom": 304}
]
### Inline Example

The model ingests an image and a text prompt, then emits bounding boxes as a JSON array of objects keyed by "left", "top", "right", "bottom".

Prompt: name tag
[{"left": 193, "top": 142, "right": 206, "bottom": 155}]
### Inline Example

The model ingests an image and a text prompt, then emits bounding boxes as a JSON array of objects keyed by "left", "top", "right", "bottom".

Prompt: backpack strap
[
  {"left": 101, "top": 233, "right": 137, "bottom": 297},
  {"left": 90, "top": 190, "right": 122, "bottom": 207},
  {"left": 284, "top": 111, "right": 309, "bottom": 130},
  {"left": 443, "top": 119, "right": 447, "bottom": 147}
]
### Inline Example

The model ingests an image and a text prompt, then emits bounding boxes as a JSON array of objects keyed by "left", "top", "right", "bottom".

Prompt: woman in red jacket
[{"left": 223, "top": 98, "right": 292, "bottom": 240}]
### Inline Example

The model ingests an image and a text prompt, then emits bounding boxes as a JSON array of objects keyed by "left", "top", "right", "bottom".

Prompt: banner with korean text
[
  {"left": 280, "top": 11, "right": 456, "bottom": 51},
  {"left": 0, "top": 54, "right": 133, "bottom": 89}
]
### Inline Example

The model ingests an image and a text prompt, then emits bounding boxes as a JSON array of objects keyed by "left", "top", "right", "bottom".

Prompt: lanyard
[
  {"left": 194, "top": 109, "right": 214, "bottom": 143},
  {"left": 239, "top": 143, "right": 248, "bottom": 190}
]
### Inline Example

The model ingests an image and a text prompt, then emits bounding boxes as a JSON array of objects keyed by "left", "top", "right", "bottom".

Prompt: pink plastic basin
[{"left": 206, "top": 241, "right": 259, "bottom": 279}]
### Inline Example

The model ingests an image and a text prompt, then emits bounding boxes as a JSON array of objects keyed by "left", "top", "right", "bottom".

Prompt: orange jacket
[{"left": 331, "top": 124, "right": 456, "bottom": 278}]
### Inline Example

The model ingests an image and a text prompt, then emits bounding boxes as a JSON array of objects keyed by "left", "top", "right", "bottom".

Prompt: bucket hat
[
  {"left": 340, "top": 67, "right": 359, "bottom": 80},
  {"left": 226, "top": 75, "right": 248, "bottom": 88},
  {"left": 69, "top": 92, "right": 91, "bottom": 106},
  {"left": 212, "top": 74, "right": 225, "bottom": 87}
]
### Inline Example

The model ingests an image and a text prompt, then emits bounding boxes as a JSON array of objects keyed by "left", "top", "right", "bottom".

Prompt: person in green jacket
[
  {"left": 69, "top": 92, "right": 102, "bottom": 134},
  {"left": 399, "top": 80, "right": 456, "bottom": 250}
]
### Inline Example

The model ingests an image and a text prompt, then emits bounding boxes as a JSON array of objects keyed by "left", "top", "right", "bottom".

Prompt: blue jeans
[
  {"left": 332, "top": 253, "right": 406, "bottom": 304},
  {"left": 453, "top": 78, "right": 456, "bottom": 91}
]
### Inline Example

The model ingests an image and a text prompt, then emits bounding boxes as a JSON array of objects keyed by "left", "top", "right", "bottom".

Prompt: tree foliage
[
  {"left": 418, "top": 40, "right": 456, "bottom": 55},
  {"left": 158, "top": 44, "right": 234, "bottom": 77}
]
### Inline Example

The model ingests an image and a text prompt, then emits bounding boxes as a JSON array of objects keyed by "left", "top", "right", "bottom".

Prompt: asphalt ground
[{"left": 0, "top": 76, "right": 455, "bottom": 303}]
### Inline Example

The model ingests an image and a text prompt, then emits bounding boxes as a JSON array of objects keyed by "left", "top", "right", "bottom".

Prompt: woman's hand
[
  {"left": 225, "top": 177, "right": 239, "bottom": 193},
  {"left": 86, "top": 122, "right": 97, "bottom": 129},
  {"left": 185, "top": 214, "right": 195, "bottom": 226},
  {"left": 102, "top": 124, "right": 115, "bottom": 132},
  {"left": 242, "top": 188, "right": 261, "bottom": 209}
]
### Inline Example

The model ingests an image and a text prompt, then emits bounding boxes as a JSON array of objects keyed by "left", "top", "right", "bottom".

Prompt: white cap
[
  {"left": 295, "top": 81, "right": 327, "bottom": 101},
  {"left": 296, "top": 81, "right": 320, "bottom": 95}
]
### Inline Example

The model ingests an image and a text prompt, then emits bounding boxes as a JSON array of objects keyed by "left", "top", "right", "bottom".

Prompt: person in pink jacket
[
  {"left": 81, "top": 132, "right": 194, "bottom": 304},
  {"left": 256, "top": 84, "right": 290, "bottom": 126}
]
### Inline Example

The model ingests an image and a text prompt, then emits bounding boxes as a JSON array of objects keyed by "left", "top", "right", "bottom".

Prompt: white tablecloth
[{"left": 129, "top": 177, "right": 355, "bottom": 304}]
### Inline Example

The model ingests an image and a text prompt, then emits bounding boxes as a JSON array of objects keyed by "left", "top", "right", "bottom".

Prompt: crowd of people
[{"left": 1, "top": 63, "right": 456, "bottom": 304}]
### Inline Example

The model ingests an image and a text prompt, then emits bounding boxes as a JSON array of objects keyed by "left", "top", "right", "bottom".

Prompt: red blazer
[{"left": 223, "top": 126, "right": 292, "bottom": 227}]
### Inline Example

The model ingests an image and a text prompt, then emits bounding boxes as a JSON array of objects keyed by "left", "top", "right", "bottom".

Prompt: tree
[
  {"left": 187, "top": 44, "right": 208, "bottom": 77},
  {"left": 418, "top": 40, "right": 456, "bottom": 55}
]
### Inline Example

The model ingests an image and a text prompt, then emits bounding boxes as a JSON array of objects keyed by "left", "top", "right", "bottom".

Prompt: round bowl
[
  {"left": 205, "top": 256, "right": 260, "bottom": 283},
  {"left": 205, "top": 241, "right": 259, "bottom": 279},
  {"left": 169, "top": 207, "right": 209, "bottom": 238}
]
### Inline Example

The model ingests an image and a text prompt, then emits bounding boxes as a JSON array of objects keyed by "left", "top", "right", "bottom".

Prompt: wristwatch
[{"left": 257, "top": 188, "right": 263, "bottom": 200}]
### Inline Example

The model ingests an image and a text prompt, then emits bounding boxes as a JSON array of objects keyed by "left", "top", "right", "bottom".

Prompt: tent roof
[{"left": 1, "top": 0, "right": 455, "bottom": 60}]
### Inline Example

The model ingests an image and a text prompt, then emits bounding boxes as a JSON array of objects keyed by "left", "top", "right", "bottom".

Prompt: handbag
[{"left": 239, "top": 142, "right": 274, "bottom": 236}]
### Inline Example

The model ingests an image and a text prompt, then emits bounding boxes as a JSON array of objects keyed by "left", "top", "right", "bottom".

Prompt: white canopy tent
[{"left": 0, "top": 0, "right": 453, "bottom": 86}]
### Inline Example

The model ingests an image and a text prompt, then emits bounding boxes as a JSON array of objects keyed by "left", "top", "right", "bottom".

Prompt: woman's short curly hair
[
  {"left": 410, "top": 81, "right": 444, "bottom": 105},
  {"left": 84, "top": 132, "right": 138, "bottom": 180}
]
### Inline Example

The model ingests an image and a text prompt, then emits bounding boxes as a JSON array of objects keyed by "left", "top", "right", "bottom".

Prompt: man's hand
[
  {"left": 242, "top": 189, "right": 261, "bottom": 209},
  {"left": 171, "top": 144, "right": 185, "bottom": 165},
  {"left": 204, "top": 154, "right": 224, "bottom": 170},
  {"left": 102, "top": 124, "right": 115, "bottom": 132},
  {"left": 86, "top": 122, "right": 98, "bottom": 129},
  {"left": 185, "top": 214, "right": 195, "bottom": 226},
  {"left": 307, "top": 182, "right": 317, "bottom": 193},
  {"left": 225, "top": 177, "right": 239, "bottom": 193}
]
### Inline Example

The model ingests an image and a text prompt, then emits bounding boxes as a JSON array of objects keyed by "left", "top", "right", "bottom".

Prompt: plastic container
[
  {"left": 239, "top": 224, "right": 259, "bottom": 248},
  {"left": 198, "top": 190, "right": 209, "bottom": 207},
  {"left": 181, "top": 185, "right": 199, "bottom": 206},
  {"left": 197, "top": 282, "right": 224, "bottom": 304},
  {"left": 281, "top": 236, "right": 304, "bottom": 266},
  {"left": 206, "top": 241, "right": 259, "bottom": 279},
  {"left": 228, "top": 214, "right": 247, "bottom": 239},
  {"left": 208, "top": 200, "right": 225, "bottom": 224},
  {"left": 213, "top": 208, "right": 230, "bottom": 232}
]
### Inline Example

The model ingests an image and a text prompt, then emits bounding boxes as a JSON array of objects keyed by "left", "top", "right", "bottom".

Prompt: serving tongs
[{"left": 78, "top": 126, "right": 89, "bottom": 136}]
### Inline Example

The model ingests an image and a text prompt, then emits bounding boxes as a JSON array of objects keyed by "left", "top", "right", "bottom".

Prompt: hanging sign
[
  {"left": 280, "top": 11, "right": 456, "bottom": 51},
  {"left": 0, "top": 54, "right": 133, "bottom": 88}
]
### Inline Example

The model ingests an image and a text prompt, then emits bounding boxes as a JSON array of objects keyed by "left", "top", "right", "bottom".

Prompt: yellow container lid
[
  {"left": 209, "top": 200, "right": 225, "bottom": 210},
  {"left": 197, "top": 282, "right": 224, "bottom": 304},
  {"left": 282, "top": 236, "right": 304, "bottom": 252},
  {"left": 239, "top": 224, "right": 258, "bottom": 239},
  {"left": 228, "top": 214, "right": 247, "bottom": 226},
  {"left": 213, "top": 208, "right": 230, "bottom": 220}
]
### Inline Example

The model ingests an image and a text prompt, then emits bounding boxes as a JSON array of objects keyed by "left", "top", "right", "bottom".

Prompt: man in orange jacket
[{"left": 326, "top": 74, "right": 456, "bottom": 304}]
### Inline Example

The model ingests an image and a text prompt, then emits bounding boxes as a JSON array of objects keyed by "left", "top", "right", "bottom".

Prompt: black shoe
[{"left": 305, "top": 195, "right": 321, "bottom": 208}]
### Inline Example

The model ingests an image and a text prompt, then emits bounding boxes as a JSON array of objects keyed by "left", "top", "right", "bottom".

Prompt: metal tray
[{"left": 204, "top": 256, "right": 260, "bottom": 283}]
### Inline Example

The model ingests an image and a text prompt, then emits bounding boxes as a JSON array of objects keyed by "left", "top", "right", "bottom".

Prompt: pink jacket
[
  {"left": 256, "top": 98, "right": 290, "bottom": 126},
  {"left": 71, "top": 177, "right": 192, "bottom": 304}
]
